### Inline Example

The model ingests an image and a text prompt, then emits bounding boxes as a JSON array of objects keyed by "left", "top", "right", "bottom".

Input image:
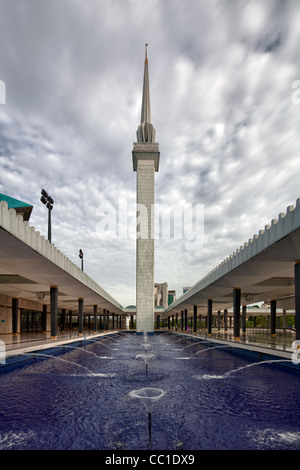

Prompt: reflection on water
[{"left": 0, "top": 333, "right": 300, "bottom": 450}]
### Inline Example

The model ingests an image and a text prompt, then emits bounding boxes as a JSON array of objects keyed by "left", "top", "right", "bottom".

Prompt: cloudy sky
[{"left": 0, "top": 0, "right": 299, "bottom": 307}]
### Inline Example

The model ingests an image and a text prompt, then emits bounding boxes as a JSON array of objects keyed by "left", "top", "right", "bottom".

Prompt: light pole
[
  {"left": 40, "top": 189, "right": 54, "bottom": 242},
  {"left": 79, "top": 249, "right": 84, "bottom": 271}
]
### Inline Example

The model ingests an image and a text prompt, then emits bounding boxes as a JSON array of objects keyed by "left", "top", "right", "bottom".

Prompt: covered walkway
[
  {"left": 164, "top": 199, "right": 300, "bottom": 349},
  {"left": 0, "top": 200, "right": 126, "bottom": 343}
]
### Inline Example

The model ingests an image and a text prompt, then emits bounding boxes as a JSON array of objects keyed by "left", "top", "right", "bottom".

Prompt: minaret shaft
[{"left": 135, "top": 160, "right": 155, "bottom": 333}]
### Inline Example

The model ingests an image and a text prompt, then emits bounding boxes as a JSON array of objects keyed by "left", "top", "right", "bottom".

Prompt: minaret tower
[{"left": 132, "top": 44, "right": 160, "bottom": 334}]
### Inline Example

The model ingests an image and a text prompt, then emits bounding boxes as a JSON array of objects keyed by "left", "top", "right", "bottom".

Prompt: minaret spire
[{"left": 137, "top": 44, "right": 156, "bottom": 143}]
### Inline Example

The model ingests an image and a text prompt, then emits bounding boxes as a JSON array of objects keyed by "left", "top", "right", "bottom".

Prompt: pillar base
[{"left": 51, "top": 336, "right": 57, "bottom": 340}]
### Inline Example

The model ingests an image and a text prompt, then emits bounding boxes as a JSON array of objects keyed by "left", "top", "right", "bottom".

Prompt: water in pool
[{"left": 0, "top": 332, "right": 300, "bottom": 450}]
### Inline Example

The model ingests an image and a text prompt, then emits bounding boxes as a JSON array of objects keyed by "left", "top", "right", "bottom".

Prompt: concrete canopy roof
[
  {"left": 0, "top": 201, "right": 124, "bottom": 315},
  {"left": 164, "top": 199, "right": 300, "bottom": 317}
]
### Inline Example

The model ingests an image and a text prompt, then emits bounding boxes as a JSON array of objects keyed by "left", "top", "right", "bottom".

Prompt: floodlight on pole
[
  {"left": 79, "top": 249, "right": 84, "bottom": 271},
  {"left": 40, "top": 189, "right": 54, "bottom": 242}
]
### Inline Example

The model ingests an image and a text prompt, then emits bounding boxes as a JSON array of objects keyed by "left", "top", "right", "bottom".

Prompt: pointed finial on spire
[{"left": 136, "top": 43, "right": 156, "bottom": 143}]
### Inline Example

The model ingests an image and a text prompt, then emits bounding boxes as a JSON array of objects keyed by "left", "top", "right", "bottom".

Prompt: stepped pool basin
[{"left": 0, "top": 332, "right": 300, "bottom": 450}]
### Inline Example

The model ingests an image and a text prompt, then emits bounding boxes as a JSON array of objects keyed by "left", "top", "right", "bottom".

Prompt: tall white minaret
[{"left": 132, "top": 44, "right": 160, "bottom": 334}]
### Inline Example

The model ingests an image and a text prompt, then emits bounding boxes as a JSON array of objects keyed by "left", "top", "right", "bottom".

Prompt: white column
[{"left": 136, "top": 159, "right": 155, "bottom": 333}]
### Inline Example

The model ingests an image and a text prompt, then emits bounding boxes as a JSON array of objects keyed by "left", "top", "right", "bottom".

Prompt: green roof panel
[
  {"left": 0, "top": 193, "right": 32, "bottom": 208},
  {"left": 0, "top": 193, "right": 33, "bottom": 221}
]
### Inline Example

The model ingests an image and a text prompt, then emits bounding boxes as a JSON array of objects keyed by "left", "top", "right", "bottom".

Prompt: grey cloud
[{"left": 0, "top": 0, "right": 299, "bottom": 305}]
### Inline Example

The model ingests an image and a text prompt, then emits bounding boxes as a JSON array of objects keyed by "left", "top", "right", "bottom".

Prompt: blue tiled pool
[{"left": 0, "top": 333, "right": 300, "bottom": 450}]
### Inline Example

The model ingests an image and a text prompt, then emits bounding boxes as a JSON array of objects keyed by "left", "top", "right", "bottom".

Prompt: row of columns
[
  {"left": 164, "top": 304, "right": 288, "bottom": 334},
  {"left": 10, "top": 261, "right": 300, "bottom": 338},
  {"left": 166, "top": 262, "right": 300, "bottom": 341},
  {"left": 12, "top": 286, "right": 123, "bottom": 338},
  {"left": 165, "top": 307, "right": 240, "bottom": 332},
  {"left": 162, "top": 288, "right": 243, "bottom": 338}
]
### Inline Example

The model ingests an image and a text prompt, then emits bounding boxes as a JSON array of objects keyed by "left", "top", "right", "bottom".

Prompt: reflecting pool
[{"left": 0, "top": 333, "right": 300, "bottom": 450}]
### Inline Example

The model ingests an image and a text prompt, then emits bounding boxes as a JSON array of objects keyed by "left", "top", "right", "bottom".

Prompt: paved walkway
[
  {"left": 0, "top": 327, "right": 297, "bottom": 361},
  {"left": 1, "top": 329, "right": 118, "bottom": 358},
  {"left": 175, "top": 328, "right": 297, "bottom": 360}
]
